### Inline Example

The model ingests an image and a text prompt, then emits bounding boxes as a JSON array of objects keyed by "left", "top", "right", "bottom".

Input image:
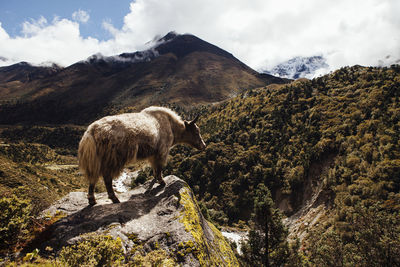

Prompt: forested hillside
[{"left": 164, "top": 65, "right": 400, "bottom": 265}]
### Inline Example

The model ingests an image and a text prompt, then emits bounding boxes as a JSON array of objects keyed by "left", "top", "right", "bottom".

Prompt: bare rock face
[{"left": 37, "top": 175, "right": 238, "bottom": 266}]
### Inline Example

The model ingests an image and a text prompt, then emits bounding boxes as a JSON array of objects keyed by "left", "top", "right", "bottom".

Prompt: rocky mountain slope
[{"left": 0, "top": 32, "right": 287, "bottom": 125}]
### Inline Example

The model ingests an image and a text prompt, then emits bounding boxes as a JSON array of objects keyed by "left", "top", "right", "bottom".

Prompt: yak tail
[{"left": 78, "top": 132, "right": 101, "bottom": 184}]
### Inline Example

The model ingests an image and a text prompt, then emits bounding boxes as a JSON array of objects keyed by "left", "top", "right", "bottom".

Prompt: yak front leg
[
  {"left": 104, "top": 175, "right": 120, "bottom": 203},
  {"left": 154, "top": 164, "right": 165, "bottom": 186},
  {"left": 145, "top": 164, "right": 165, "bottom": 193}
]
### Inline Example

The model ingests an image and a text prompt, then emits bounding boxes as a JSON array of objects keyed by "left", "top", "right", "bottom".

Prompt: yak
[{"left": 78, "top": 106, "right": 206, "bottom": 205}]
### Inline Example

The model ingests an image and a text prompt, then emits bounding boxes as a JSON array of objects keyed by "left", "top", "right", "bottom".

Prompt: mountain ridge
[{"left": 0, "top": 32, "right": 287, "bottom": 125}]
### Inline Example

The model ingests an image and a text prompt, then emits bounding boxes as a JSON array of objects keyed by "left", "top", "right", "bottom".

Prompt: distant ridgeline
[
  {"left": 0, "top": 32, "right": 286, "bottom": 125},
  {"left": 165, "top": 65, "right": 400, "bottom": 264}
]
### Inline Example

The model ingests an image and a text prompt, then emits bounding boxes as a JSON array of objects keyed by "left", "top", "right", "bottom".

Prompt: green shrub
[
  {"left": 58, "top": 234, "right": 125, "bottom": 266},
  {"left": 132, "top": 249, "right": 176, "bottom": 267},
  {"left": 131, "top": 168, "right": 152, "bottom": 188},
  {"left": 0, "top": 195, "right": 32, "bottom": 250}
]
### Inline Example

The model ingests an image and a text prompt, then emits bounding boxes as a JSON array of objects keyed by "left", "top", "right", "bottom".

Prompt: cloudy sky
[{"left": 0, "top": 0, "right": 399, "bottom": 73}]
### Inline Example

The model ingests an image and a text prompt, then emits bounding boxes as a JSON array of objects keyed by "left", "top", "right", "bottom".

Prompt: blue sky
[
  {"left": 0, "top": 0, "right": 132, "bottom": 40},
  {"left": 0, "top": 0, "right": 399, "bottom": 73}
]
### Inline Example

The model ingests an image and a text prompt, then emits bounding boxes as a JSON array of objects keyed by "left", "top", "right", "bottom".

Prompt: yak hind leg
[
  {"left": 88, "top": 183, "right": 96, "bottom": 206},
  {"left": 103, "top": 175, "right": 120, "bottom": 203}
]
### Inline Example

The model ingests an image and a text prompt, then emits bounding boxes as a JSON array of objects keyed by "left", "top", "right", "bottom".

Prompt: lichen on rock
[{"left": 179, "top": 186, "right": 239, "bottom": 266}]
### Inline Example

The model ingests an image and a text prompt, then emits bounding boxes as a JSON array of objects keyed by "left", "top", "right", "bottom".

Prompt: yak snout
[
  {"left": 197, "top": 138, "right": 206, "bottom": 150},
  {"left": 187, "top": 133, "right": 206, "bottom": 150}
]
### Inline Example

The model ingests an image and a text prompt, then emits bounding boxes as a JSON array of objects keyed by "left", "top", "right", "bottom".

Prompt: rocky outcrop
[
  {"left": 36, "top": 175, "right": 238, "bottom": 266},
  {"left": 283, "top": 153, "right": 336, "bottom": 241}
]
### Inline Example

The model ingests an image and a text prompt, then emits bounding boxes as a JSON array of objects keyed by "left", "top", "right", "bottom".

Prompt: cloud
[
  {"left": 102, "top": 19, "right": 119, "bottom": 37},
  {"left": 72, "top": 9, "right": 90, "bottom": 24},
  {"left": 0, "top": 17, "right": 100, "bottom": 66},
  {"left": 0, "top": 0, "right": 399, "bottom": 74}
]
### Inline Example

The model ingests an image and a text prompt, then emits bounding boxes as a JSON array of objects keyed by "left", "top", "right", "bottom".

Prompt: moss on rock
[
  {"left": 179, "top": 186, "right": 239, "bottom": 266},
  {"left": 132, "top": 249, "right": 176, "bottom": 267}
]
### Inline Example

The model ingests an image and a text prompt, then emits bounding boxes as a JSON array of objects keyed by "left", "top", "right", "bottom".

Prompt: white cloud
[
  {"left": 102, "top": 19, "right": 119, "bottom": 37},
  {"left": 21, "top": 16, "right": 48, "bottom": 36},
  {"left": 72, "top": 9, "right": 90, "bottom": 24},
  {"left": 0, "top": 0, "right": 399, "bottom": 74},
  {"left": 0, "top": 17, "right": 100, "bottom": 66}
]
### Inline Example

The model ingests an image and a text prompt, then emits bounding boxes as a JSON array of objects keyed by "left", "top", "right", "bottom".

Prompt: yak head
[{"left": 183, "top": 115, "right": 206, "bottom": 150}]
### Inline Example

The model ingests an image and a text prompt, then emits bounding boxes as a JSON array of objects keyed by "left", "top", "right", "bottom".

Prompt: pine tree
[{"left": 241, "top": 184, "right": 290, "bottom": 266}]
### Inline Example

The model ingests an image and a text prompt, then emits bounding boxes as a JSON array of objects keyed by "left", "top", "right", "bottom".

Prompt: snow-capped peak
[{"left": 263, "top": 56, "right": 329, "bottom": 79}]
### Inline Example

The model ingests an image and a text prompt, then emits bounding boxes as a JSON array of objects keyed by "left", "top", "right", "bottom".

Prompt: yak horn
[{"left": 190, "top": 114, "right": 200, "bottom": 124}]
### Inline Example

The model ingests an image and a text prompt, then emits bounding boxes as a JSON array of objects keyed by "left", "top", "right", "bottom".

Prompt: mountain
[
  {"left": 263, "top": 56, "right": 329, "bottom": 79},
  {"left": 0, "top": 32, "right": 287, "bottom": 125},
  {"left": 0, "top": 62, "right": 62, "bottom": 101}
]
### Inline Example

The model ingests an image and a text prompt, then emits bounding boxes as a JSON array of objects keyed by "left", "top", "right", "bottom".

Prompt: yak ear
[
  {"left": 190, "top": 114, "right": 199, "bottom": 124},
  {"left": 184, "top": 120, "right": 190, "bottom": 127}
]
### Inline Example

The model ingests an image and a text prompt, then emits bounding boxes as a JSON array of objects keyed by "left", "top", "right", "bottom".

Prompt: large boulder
[{"left": 36, "top": 175, "right": 238, "bottom": 266}]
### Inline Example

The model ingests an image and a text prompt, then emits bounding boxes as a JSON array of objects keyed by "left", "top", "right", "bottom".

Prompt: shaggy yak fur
[{"left": 78, "top": 106, "right": 206, "bottom": 205}]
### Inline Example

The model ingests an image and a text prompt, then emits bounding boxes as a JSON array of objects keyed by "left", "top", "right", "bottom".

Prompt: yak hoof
[
  {"left": 88, "top": 198, "right": 97, "bottom": 206},
  {"left": 111, "top": 196, "right": 120, "bottom": 203}
]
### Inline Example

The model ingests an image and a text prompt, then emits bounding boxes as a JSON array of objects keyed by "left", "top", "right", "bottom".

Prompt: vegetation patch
[
  {"left": 58, "top": 234, "right": 125, "bottom": 266},
  {"left": 1, "top": 125, "right": 85, "bottom": 155},
  {"left": 132, "top": 249, "right": 176, "bottom": 267},
  {"left": 173, "top": 240, "right": 199, "bottom": 262},
  {"left": 0, "top": 196, "right": 66, "bottom": 262},
  {"left": 0, "top": 195, "right": 32, "bottom": 252}
]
